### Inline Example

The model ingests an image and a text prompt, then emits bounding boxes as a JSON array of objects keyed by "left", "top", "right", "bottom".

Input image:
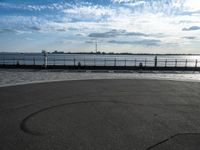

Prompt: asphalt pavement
[{"left": 1, "top": 79, "right": 200, "bottom": 150}]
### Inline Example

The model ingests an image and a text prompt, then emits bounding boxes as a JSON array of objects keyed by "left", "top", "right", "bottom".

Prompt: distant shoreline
[{"left": 1, "top": 51, "right": 200, "bottom": 56}]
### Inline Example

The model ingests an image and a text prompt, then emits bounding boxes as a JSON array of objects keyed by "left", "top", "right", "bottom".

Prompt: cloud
[
  {"left": 183, "top": 36, "right": 196, "bottom": 39},
  {"left": 0, "top": 2, "right": 70, "bottom": 12},
  {"left": 88, "top": 29, "right": 149, "bottom": 38},
  {"left": 75, "top": 33, "right": 85, "bottom": 37},
  {"left": 57, "top": 28, "right": 66, "bottom": 32},
  {"left": 182, "top": 26, "right": 200, "bottom": 31},
  {"left": 0, "top": 28, "right": 17, "bottom": 34},
  {"left": 68, "top": 27, "right": 79, "bottom": 31},
  {"left": 183, "top": 0, "right": 200, "bottom": 12},
  {"left": 85, "top": 40, "right": 94, "bottom": 43},
  {"left": 108, "top": 39, "right": 161, "bottom": 46},
  {"left": 29, "top": 26, "right": 41, "bottom": 31},
  {"left": 1, "top": 0, "right": 200, "bottom": 53}
]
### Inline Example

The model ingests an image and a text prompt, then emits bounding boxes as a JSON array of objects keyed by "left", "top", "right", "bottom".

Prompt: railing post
[
  {"left": 43, "top": 51, "right": 47, "bottom": 68},
  {"left": 33, "top": 58, "right": 35, "bottom": 65},
  {"left": 3, "top": 57, "right": 5, "bottom": 65},
  {"left": 94, "top": 58, "right": 96, "bottom": 66},
  {"left": 165, "top": 59, "right": 167, "bottom": 67},
  {"left": 74, "top": 58, "right": 76, "bottom": 66},
  {"left": 175, "top": 59, "right": 177, "bottom": 67},
  {"left": 195, "top": 59, "right": 198, "bottom": 68},
  {"left": 114, "top": 58, "right": 116, "bottom": 67},
  {"left": 135, "top": 59, "right": 136, "bottom": 67},
  {"left": 185, "top": 59, "right": 187, "bottom": 68},
  {"left": 45, "top": 56, "right": 47, "bottom": 68},
  {"left": 154, "top": 55, "right": 157, "bottom": 68},
  {"left": 16, "top": 59, "right": 19, "bottom": 65}
]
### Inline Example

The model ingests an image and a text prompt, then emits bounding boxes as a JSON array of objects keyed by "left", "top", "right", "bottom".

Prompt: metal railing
[{"left": 0, "top": 56, "right": 199, "bottom": 68}]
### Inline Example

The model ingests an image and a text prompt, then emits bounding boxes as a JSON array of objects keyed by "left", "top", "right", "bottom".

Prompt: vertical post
[
  {"left": 165, "top": 59, "right": 167, "bottom": 67},
  {"left": 175, "top": 59, "right": 177, "bottom": 67},
  {"left": 43, "top": 51, "right": 47, "bottom": 68},
  {"left": 125, "top": 59, "right": 126, "bottom": 67},
  {"left": 74, "top": 58, "right": 76, "bottom": 67},
  {"left": 114, "top": 58, "right": 116, "bottom": 67},
  {"left": 95, "top": 40, "right": 98, "bottom": 53},
  {"left": 33, "top": 58, "right": 35, "bottom": 65},
  {"left": 16, "top": 58, "right": 19, "bottom": 66},
  {"left": 154, "top": 55, "right": 157, "bottom": 68},
  {"left": 195, "top": 59, "right": 198, "bottom": 68},
  {"left": 185, "top": 59, "right": 187, "bottom": 68},
  {"left": 135, "top": 59, "right": 137, "bottom": 67},
  {"left": 94, "top": 58, "right": 96, "bottom": 66},
  {"left": 3, "top": 57, "right": 5, "bottom": 65}
]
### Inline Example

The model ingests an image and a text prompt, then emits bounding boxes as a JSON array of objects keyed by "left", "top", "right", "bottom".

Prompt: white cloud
[
  {"left": 183, "top": 0, "right": 200, "bottom": 11},
  {"left": 0, "top": 2, "right": 72, "bottom": 11},
  {"left": 1, "top": 1, "right": 200, "bottom": 38},
  {"left": 63, "top": 5, "right": 115, "bottom": 22},
  {"left": 1, "top": 0, "right": 200, "bottom": 53}
]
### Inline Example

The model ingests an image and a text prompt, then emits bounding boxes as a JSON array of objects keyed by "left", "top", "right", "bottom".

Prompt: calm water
[{"left": 0, "top": 53, "right": 200, "bottom": 67}]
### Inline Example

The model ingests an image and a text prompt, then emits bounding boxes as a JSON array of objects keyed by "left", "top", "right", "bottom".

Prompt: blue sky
[{"left": 0, "top": 0, "right": 200, "bottom": 53}]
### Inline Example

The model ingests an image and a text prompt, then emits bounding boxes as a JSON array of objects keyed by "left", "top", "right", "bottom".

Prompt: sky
[{"left": 0, "top": 0, "right": 200, "bottom": 53}]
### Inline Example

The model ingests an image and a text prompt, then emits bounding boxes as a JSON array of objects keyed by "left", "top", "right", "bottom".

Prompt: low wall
[{"left": 0, "top": 64, "right": 199, "bottom": 71}]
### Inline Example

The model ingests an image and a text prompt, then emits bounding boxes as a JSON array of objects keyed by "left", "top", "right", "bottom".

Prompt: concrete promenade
[{"left": 1, "top": 79, "right": 200, "bottom": 150}]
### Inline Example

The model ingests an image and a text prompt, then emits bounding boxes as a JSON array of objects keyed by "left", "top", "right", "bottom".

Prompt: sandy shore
[{"left": 0, "top": 69, "right": 200, "bottom": 87}]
